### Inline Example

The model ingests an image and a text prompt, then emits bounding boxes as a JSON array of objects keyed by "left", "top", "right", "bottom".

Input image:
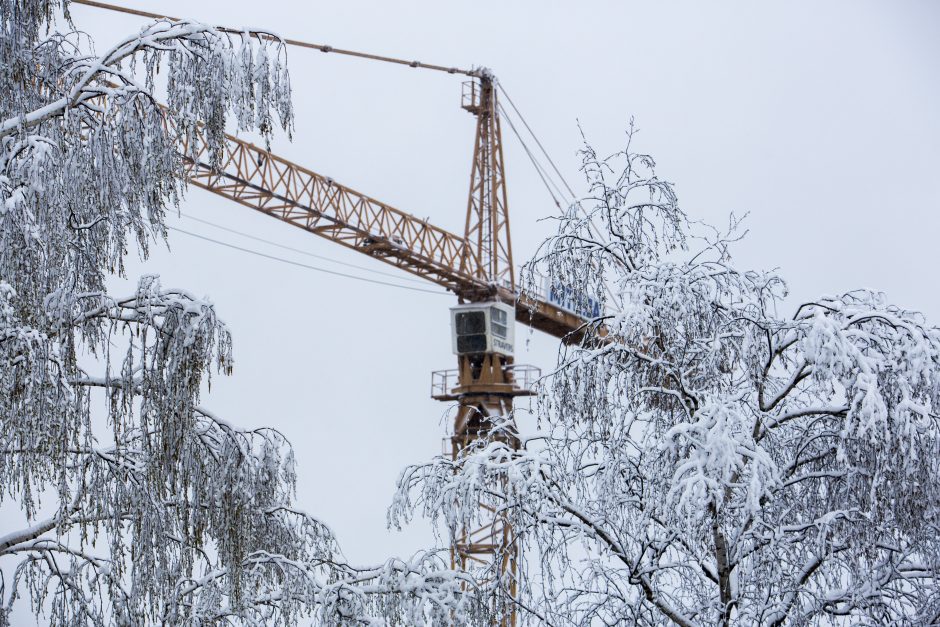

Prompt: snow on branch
[{"left": 399, "top": 126, "right": 940, "bottom": 625}]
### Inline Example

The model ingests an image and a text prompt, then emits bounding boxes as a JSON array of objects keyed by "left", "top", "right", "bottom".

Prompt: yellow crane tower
[{"left": 76, "top": 2, "right": 594, "bottom": 623}]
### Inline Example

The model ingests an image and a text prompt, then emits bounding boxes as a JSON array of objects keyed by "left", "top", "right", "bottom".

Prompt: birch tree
[
  {"left": 0, "top": 1, "right": 480, "bottom": 624},
  {"left": 393, "top": 125, "right": 940, "bottom": 625}
]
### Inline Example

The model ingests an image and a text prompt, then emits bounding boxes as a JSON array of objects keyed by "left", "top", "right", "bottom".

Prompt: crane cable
[
  {"left": 496, "top": 84, "right": 619, "bottom": 308},
  {"left": 497, "top": 82, "right": 613, "bottom": 252},
  {"left": 497, "top": 82, "right": 578, "bottom": 201},
  {"left": 167, "top": 225, "right": 450, "bottom": 296},
  {"left": 175, "top": 211, "right": 430, "bottom": 285},
  {"left": 70, "top": 0, "right": 479, "bottom": 77},
  {"left": 496, "top": 102, "right": 567, "bottom": 211}
]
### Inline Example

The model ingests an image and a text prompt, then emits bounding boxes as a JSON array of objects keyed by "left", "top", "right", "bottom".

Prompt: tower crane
[{"left": 77, "top": 2, "right": 595, "bottom": 623}]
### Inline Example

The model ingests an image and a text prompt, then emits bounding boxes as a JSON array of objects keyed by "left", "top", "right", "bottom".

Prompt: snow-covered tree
[
  {"left": 393, "top": 124, "right": 940, "bottom": 625},
  {"left": 0, "top": 1, "right": 481, "bottom": 624}
]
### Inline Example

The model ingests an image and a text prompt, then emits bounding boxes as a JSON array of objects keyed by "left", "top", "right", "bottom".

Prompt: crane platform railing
[{"left": 431, "top": 363, "right": 541, "bottom": 401}]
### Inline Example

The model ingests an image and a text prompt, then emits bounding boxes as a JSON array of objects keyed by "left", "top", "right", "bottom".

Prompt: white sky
[{"left": 11, "top": 0, "right": 940, "bottom": 615}]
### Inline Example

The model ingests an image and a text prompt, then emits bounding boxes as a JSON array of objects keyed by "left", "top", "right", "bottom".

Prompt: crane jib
[{"left": 177, "top": 132, "right": 590, "bottom": 340}]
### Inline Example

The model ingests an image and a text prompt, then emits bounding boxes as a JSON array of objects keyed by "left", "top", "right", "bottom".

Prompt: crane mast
[
  {"left": 446, "top": 73, "right": 525, "bottom": 625},
  {"left": 460, "top": 73, "right": 513, "bottom": 292}
]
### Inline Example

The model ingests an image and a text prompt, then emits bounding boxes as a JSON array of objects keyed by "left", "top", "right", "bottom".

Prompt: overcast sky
[{"left": 57, "top": 0, "right": 940, "bottom": 579}]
